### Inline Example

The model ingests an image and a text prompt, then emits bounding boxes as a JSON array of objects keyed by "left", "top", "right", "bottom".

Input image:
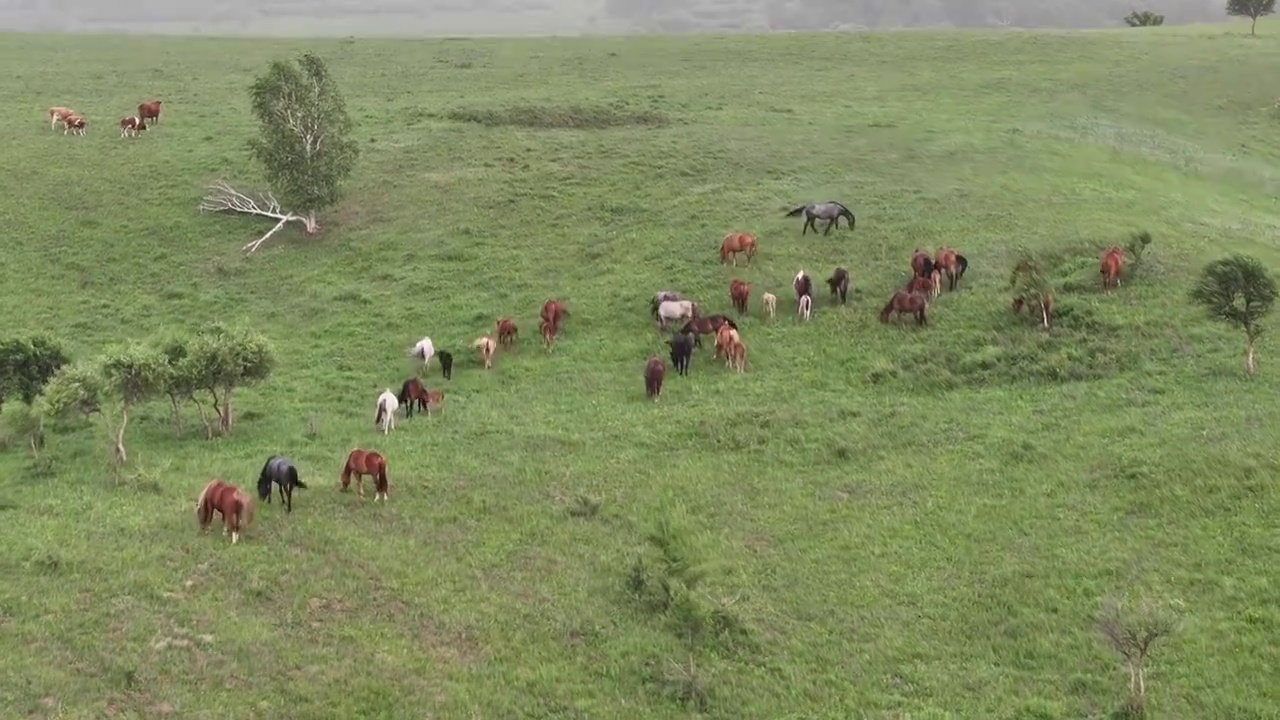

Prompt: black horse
[
  {"left": 785, "top": 201, "right": 856, "bottom": 236},
  {"left": 257, "top": 455, "right": 307, "bottom": 513},
  {"left": 668, "top": 332, "right": 694, "bottom": 376},
  {"left": 438, "top": 350, "right": 453, "bottom": 381}
]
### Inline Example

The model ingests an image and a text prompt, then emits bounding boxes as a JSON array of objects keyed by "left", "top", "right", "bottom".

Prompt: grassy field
[{"left": 2, "top": 22, "right": 1280, "bottom": 720}]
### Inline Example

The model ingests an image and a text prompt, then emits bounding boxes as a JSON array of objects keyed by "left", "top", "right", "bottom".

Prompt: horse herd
[{"left": 47, "top": 100, "right": 162, "bottom": 138}]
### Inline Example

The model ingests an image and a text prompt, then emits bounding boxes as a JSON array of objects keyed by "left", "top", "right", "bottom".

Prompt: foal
[
  {"left": 761, "top": 292, "right": 777, "bottom": 321},
  {"left": 474, "top": 335, "right": 497, "bottom": 368},
  {"left": 496, "top": 318, "right": 518, "bottom": 348}
]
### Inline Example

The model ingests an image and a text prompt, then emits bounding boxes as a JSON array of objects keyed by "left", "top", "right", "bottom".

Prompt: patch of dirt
[{"left": 418, "top": 618, "right": 486, "bottom": 667}]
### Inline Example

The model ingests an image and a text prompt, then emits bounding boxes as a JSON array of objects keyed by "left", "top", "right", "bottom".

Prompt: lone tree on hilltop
[
  {"left": 1227, "top": 0, "right": 1275, "bottom": 35},
  {"left": 200, "top": 52, "right": 359, "bottom": 254},
  {"left": 1190, "top": 253, "right": 1277, "bottom": 377}
]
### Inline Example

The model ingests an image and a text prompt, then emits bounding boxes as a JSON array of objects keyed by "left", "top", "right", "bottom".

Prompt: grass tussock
[{"left": 444, "top": 103, "right": 670, "bottom": 129}]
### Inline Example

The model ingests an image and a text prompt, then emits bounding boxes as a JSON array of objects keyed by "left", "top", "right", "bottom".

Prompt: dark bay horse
[
  {"left": 827, "top": 267, "right": 850, "bottom": 305},
  {"left": 341, "top": 448, "right": 390, "bottom": 501},
  {"left": 934, "top": 247, "right": 969, "bottom": 292},
  {"left": 911, "top": 249, "right": 934, "bottom": 278},
  {"left": 880, "top": 290, "right": 929, "bottom": 327},
  {"left": 679, "top": 315, "right": 737, "bottom": 348},
  {"left": 397, "top": 377, "right": 430, "bottom": 418},
  {"left": 729, "top": 279, "right": 751, "bottom": 314},
  {"left": 644, "top": 356, "right": 666, "bottom": 401},
  {"left": 785, "top": 201, "right": 855, "bottom": 236},
  {"left": 257, "top": 455, "right": 308, "bottom": 513},
  {"left": 668, "top": 332, "right": 694, "bottom": 376},
  {"left": 196, "top": 478, "right": 255, "bottom": 545}
]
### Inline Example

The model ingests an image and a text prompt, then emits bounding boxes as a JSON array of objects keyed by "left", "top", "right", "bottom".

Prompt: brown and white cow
[
  {"left": 48, "top": 106, "right": 76, "bottom": 131},
  {"left": 137, "top": 100, "right": 162, "bottom": 125},
  {"left": 119, "top": 116, "right": 147, "bottom": 138},
  {"left": 63, "top": 114, "right": 87, "bottom": 136}
]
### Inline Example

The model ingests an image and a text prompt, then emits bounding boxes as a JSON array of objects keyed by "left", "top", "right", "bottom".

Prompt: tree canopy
[
  {"left": 248, "top": 52, "right": 359, "bottom": 232},
  {"left": 1226, "top": 0, "right": 1276, "bottom": 34},
  {"left": 1190, "top": 254, "right": 1277, "bottom": 375},
  {"left": 0, "top": 335, "right": 70, "bottom": 409}
]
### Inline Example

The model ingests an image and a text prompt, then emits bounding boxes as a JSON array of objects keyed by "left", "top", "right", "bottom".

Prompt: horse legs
[
  {"left": 285, "top": 485, "right": 293, "bottom": 513},
  {"left": 823, "top": 219, "right": 835, "bottom": 236}
]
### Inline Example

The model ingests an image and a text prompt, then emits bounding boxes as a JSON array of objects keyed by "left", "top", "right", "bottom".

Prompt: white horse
[
  {"left": 656, "top": 300, "right": 698, "bottom": 330},
  {"left": 374, "top": 389, "right": 399, "bottom": 435},
  {"left": 408, "top": 336, "right": 435, "bottom": 370}
]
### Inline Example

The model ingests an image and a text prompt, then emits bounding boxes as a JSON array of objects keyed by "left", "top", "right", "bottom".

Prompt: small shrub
[
  {"left": 1124, "top": 10, "right": 1165, "bottom": 26},
  {"left": 445, "top": 103, "right": 670, "bottom": 130},
  {"left": 568, "top": 495, "right": 600, "bottom": 519},
  {"left": 1099, "top": 594, "right": 1180, "bottom": 717}
]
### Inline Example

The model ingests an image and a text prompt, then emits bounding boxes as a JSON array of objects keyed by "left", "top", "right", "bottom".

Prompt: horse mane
[
  {"left": 784, "top": 204, "right": 808, "bottom": 217},
  {"left": 195, "top": 479, "right": 221, "bottom": 511}
]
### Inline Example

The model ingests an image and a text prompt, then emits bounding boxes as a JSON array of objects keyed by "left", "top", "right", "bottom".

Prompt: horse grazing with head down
[
  {"left": 63, "top": 115, "right": 86, "bottom": 136},
  {"left": 827, "top": 267, "right": 850, "bottom": 305},
  {"left": 785, "top": 202, "right": 855, "bottom": 235},
  {"left": 644, "top": 356, "right": 666, "bottom": 400},
  {"left": 397, "top": 377, "right": 429, "bottom": 418},
  {"left": 48, "top": 106, "right": 76, "bottom": 131},
  {"left": 794, "top": 270, "right": 813, "bottom": 320},
  {"left": 119, "top": 115, "right": 147, "bottom": 138},
  {"left": 257, "top": 454, "right": 307, "bottom": 513},
  {"left": 761, "top": 292, "right": 777, "bottom": 321},
  {"left": 474, "top": 336, "right": 498, "bottom": 368},
  {"left": 714, "top": 324, "right": 740, "bottom": 362},
  {"left": 719, "top": 233, "right": 757, "bottom": 267},
  {"left": 196, "top": 478, "right": 255, "bottom": 544},
  {"left": 409, "top": 336, "right": 435, "bottom": 371},
  {"left": 1099, "top": 246, "right": 1126, "bottom": 294},
  {"left": 541, "top": 300, "right": 568, "bottom": 337},
  {"left": 934, "top": 247, "right": 968, "bottom": 292},
  {"left": 374, "top": 389, "right": 399, "bottom": 434},
  {"left": 657, "top": 300, "right": 698, "bottom": 331},
  {"left": 496, "top": 318, "right": 518, "bottom": 349},
  {"left": 911, "top": 249, "right": 934, "bottom": 279},
  {"left": 341, "top": 448, "right": 390, "bottom": 501},
  {"left": 880, "top": 290, "right": 929, "bottom": 327},
  {"left": 679, "top": 314, "right": 736, "bottom": 348},
  {"left": 904, "top": 275, "right": 935, "bottom": 302},
  {"left": 668, "top": 332, "right": 694, "bottom": 376},
  {"left": 729, "top": 279, "right": 751, "bottom": 314},
  {"left": 650, "top": 291, "right": 686, "bottom": 319}
]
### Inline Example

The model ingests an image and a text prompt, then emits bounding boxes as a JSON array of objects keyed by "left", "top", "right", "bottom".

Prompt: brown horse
[
  {"left": 397, "top": 377, "right": 430, "bottom": 418},
  {"left": 644, "top": 356, "right": 666, "bottom": 400},
  {"left": 539, "top": 319, "right": 557, "bottom": 350},
  {"left": 1013, "top": 292, "right": 1054, "bottom": 330},
  {"left": 729, "top": 279, "right": 751, "bottom": 314},
  {"left": 1099, "top": 245, "right": 1126, "bottom": 294},
  {"left": 904, "top": 275, "right": 935, "bottom": 302},
  {"left": 827, "top": 267, "right": 850, "bottom": 305},
  {"left": 719, "top": 232, "right": 757, "bottom": 267},
  {"left": 879, "top": 290, "right": 928, "bottom": 326},
  {"left": 727, "top": 337, "right": 747, "bottom": 372},
  {"left": 138, "top": 99, "right": 162, "bottom": 125},
  {"left": 910, "top": 249, "right": 934, "bottom": 279},
  {"left": 679, "top": 314, "right": 737, "bottom": 348},
  {"left": 341, "top": 448, "right": 390, "bottom": 501},
  {"left": 496, "top": 317, "right": 518, "bottom": 348},
  {"left": 195, "top": 479, "right": 255, "bottom": 545},
  {"left": 934, "top": 247, "right": 966, "bottom": 292},
  {"left": 423, "top": 389, "right": 445, "bottom": 416},
  {"left": 541, "top": 300, "right": 568, "bottom": 337}
]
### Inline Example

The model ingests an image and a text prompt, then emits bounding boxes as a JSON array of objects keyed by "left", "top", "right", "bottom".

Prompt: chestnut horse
[
  {"left": 341, "top": 448, "right": 390, "bottom": 501},
  {"left": 540, "top": 319, "right": 556, "bottom": 350},
  {"left": 496, "top": 317, "right": 518, "bottom": 348},
  {"left": 910, "top": 249, "right": 934, "bottom": 279},
  {"left": 138, "top": 100, "right": 162, "bottom": 125},
  {"left": 195, "top": 479, "right": 255, "bottom": 545},
  {"left": 714, "top": 324, "right": 740, "bottom": 361},
  {"left": 729, "top": 279, "right": 751, "bottom": 314},
  {"left": 541, "top": 300, "right": 568, "bottom": 337},
  {"left": 1013, "top": 291, "right": 1054, "bottom": 330},
  {"left": 679, "top": 314, "right": 737, "bottom": 348},
  {"left": 422, "top": 389, "right": 445, "bottom": 416},
  {"left": 719, "top": 233, "right": 757, "bottom": 267},
  {"left": 1099, "top": 245, "right": 1126, "bottom": 294},
  {"left": 934, "top": 247, "right": 968, "bottom": 292},
  {"left": 904, "top": 275, "right": 935, "bottom": 302},
  {"left": 827, "top": 267, "right": 850, "bottom": 305},
  {"left": 880, "top": 290, "right": 929, "bottom": 326},
  {"left": 727, "top": 337, "right": 746, "bottom": 372},
  {"left": 644, "top": 356, "right": 666, "bottom": 400}
]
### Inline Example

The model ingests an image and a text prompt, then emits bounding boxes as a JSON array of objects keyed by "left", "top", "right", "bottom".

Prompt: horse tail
[
  {"left": 375, "top": 397, "right": 386, "bottom": 425},
  {"left": 784, "top": 205, "right": 807, "bottom": 217},
  {"left": 235, "top": 490, "right": 256, "bottom": 528},
  {"left": 955, "top": 255, "right": 968, "bottom": 280},
  {"left": 291, "top": 466, "right": 306, "bottom": 489},
  {"left": 376, "top": 459, "right": 388, "bottom": 493},
  {"left": 397, "top": 381, "right": 410, "bottom": 406}
]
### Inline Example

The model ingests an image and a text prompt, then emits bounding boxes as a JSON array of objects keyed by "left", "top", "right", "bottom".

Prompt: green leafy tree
[
  {"left": 185, "top": 324, "right": 275, "bottom": 435},
  {"left": 1124, "top": 10, "right": 1164, "bottom": 26},
  {"left": 99, "top": 344, "right": 168, "bottom": 464},
  {"left": 156, "top": 335, "right": 216, "bottom": 439},
  {"left": 201, "top": 52, "right": 358, "bottom": 253},
  {"left": 1190, "top": 254, "right": 1277, "bottom": 376},
  {"left": 1227, "top": 0, "right": 1275, "bottom": 35},
  {"left": 0, "top": 335, "right": 70, "bottom": 410},
  {"left": 38, "top": 362, "right": 106, "bottom": 455}
]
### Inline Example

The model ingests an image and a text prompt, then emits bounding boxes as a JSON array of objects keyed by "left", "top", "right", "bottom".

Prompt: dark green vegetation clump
[{"left": 1, "top": 25, "right": 1278, "bottom": 719}]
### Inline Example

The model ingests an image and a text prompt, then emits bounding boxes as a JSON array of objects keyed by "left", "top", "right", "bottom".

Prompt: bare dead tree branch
[{"left": 198, "top": 179, "right": 307, "bottom": 254}]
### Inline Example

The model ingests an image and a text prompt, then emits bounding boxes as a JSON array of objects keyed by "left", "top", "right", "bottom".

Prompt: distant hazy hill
[{"left": 0, "top": 0, "right": 1231, "bottom": 35}]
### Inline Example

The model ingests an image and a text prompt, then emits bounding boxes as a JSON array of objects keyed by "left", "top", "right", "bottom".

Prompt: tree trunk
[
  {"left": 1252, "top": 15, "right": 1258, "bottom": 35},
  {"left": 1246, "top": 335, "right": 1257, "bottom": 376},
  {"left": 168, "top": 393, "right": 185, "bottom": 437},
  {"left": 191, "top": 396, "right": 214, "bottom": 440},
  {"left": 219, "top": 386, "right": 234, "bottom": 434},
  {"left": 209, "top": 389, "right": 223, "bottom": 435},
  {"left": 304, "top": 210, "right": 319, "bottom": 234},
  {"left": 112, "top": 408, "right": 128, "bottom": 464}
]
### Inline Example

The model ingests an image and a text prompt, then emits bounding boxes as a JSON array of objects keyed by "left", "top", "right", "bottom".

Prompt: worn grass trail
[{"left": 1, "top": 24, "right": 1279, "bottom": 719}]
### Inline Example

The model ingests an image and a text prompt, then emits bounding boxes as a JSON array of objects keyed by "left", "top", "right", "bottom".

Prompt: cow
[
  {"left": 119, "top": 116, "right": 147, "bottom": 138},
  {"left": 63, "top": 115, "right": 87, "bottom": 136},
  {"left": 48, "top": 106, "right": 76, "bottom": 131},
  {"left": 138, "top": 100, "right": 162, "bottom": 125}
]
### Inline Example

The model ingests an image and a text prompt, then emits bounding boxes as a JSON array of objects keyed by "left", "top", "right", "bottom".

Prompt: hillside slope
[{"left": 1, "top": 25, "right": 1278, "bottom": 719}]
